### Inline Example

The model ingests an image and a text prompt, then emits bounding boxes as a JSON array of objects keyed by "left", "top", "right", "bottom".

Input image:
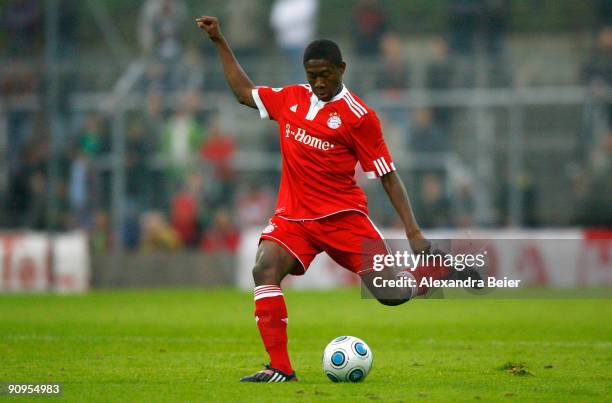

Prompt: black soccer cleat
[{"left": 240, "top": 365, "right": 298, "bottom": 383}]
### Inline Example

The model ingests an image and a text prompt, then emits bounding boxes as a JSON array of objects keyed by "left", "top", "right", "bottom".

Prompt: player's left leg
[
  {"left": 312, "top": 212, "right": 415, "bottom": 305},
  {"left": 315, "top": 212, "right": 461, "bottom": 305},
  {"left": 359, "top": 266, "right": 415, "bottom": 306}
]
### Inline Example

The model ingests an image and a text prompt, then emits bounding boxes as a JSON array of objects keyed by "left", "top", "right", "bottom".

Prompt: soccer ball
[{"left": 322, "top": 336, "right": 373, "bottom": 382}]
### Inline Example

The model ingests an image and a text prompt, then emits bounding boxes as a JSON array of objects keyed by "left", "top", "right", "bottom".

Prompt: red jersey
[{"left": 252, "top": 84, "right": 396, "bottom": 220}]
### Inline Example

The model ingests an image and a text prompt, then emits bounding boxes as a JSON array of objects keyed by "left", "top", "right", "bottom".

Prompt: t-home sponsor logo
[{"left": 285, "top": 123, "right": 335, "bottom": 151}]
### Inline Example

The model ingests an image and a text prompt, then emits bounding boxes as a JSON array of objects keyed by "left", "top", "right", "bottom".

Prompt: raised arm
[
  {"left": 380, "top": 171, "right": 431, "bottom": 254},
  {"left": 195, "top": 16, "right": 256, "bottom": 108}
]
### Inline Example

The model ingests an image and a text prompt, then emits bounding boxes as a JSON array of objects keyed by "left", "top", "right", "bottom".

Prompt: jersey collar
[
  {"left": 305, "top": 85, "right": 348, "bottom": 120},
  {"left": 325, "top": 84, "right": 348, "bottom": 104},
  {"left": 307, "top": 84, "right": 348, "bottom": 105}
]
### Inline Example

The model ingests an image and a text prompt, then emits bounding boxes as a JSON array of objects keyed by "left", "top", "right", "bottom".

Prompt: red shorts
[{"left": 259, "top": 211, "right": 388, "bottom": 276}]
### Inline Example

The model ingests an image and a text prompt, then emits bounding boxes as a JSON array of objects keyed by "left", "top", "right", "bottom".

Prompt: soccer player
[{"left": 196, "top": 15, "right": 467, "bottom": 382}]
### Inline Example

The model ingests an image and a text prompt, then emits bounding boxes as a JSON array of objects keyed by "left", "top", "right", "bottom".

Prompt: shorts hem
[{"left": 259, "top": 235, "right": 307, "bottom": 275}]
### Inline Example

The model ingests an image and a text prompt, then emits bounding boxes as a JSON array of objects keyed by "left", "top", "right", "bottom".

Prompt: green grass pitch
[{"left": 1, "top": 288, "right": 610, "bottom": 402}]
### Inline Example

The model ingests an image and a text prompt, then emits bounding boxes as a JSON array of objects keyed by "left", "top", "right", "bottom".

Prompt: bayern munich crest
[
  {"left": 327, "top": 113, "right": 342, "bottom": 129},
  {"left": 262, "top": 223, "right": 276, "bottom": 234}
]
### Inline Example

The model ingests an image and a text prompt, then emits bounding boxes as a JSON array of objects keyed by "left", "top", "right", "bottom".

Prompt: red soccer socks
[{"left": 254, "top": 285, "right": 293, "bottom": 374}]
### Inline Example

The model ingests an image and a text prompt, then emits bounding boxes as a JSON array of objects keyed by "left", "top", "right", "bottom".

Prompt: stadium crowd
[{"left": 1, "top": 0, "right": 610, "bottom": 254}]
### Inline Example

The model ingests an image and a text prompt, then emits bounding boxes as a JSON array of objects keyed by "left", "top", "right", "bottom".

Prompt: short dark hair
[{"left": 303, "top": 39, "right": 343, "bottom": 66}]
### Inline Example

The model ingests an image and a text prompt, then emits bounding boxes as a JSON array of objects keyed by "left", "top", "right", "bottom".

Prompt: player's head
[{"left": 303, "top": 39, "right": 346, "bottom": 102}]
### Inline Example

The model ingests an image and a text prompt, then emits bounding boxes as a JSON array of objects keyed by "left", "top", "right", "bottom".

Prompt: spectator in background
[
  {"left": 69, "top": 114, "right": 108, "bottom": 227},
  {"left": 426, "top": 37, "right": 453, "bottom": 90},
  {"left": 585, "top": 26, "right": 612, "bottom": 85},
  {"left": 224, "top": 0, "right": 264, "bottom": 73},
  {"left": 126, "top": 119, "right": 154, "bottom": 208},
  {"left": 448, "top": 0, "right": 478, "bottom": 56},
  {"left": 200, "top": 117, "right": 236, "bottom": 205},
  {"left": 409, "top": 107, "right": 448, "bottom": 153},
  {"left": 494, "top": 169, "right": 538, "bottom": 227},
  {"left": 578, "top": 131, "right": 612, "bottom": 226},
  {"left": 25, "top": 170, "right": 48, "bottom": 229},
  {"left": 234, "top": 183, "right": 275, "bottom": 227},
  {"left": 447, "top": 0, "right": 478, "bottom": 87},
  {"left": 1, "top": 0, "right": 40, "bottom": 56},
  {"left": 482, "top": 0, "right": 510, "bottom": 58},
  {"left": 375, "top": 34, "right": 409, "bottom": 92},
  {"left": 77, "top": 113, "right": 108, "bottom": 157},
  {"left": 200, "top": 208, "right": 240, "bottom": 254},
  {"left": 453, "top": 181, "right": 476, "bottom": 228},
  {"left": 482, "top": 0, "right": 511, "bottom": 87},
  {"left": 90, "top": 210, "right": 112, "bottom": 255},
  {"left": 170, "top": 171, "right": 205, "bottom": 247},
  {"left": 414, "top": 173, "right": 451, "bottom": 228},
  {"left": 144, "top": 90, "right": 166, "bottom": 208},
  {"left": 145, "top": 90, "right": 165, "bottom": 150},
  {"left": 160, "top": 90, "right": 205, "bottom": 181},
  {"left": 583, "top": 25, "right": 612, "bottom": 130},
  {"left": 352, "top": 0, "right": 387, "bottom": 57},
  {"left": 426, "top": 37, "right": 454, "bottom": 129},
  {"left": 375, "top": 34, "right": 410, "bottom": 131},
  {"left": 140, "top": 210, "right": 181, "bottom": 252},
  {"left": 597, "top": 0, "right": 612, "bottom": 27},
  {"left": 139, "top": 0, "right": 188, "bottom": 91},
  {"left": 270, "top": 0, "right": 318, "bottom": 83},
  {"left": 139, "top": 0, "right": 187, "bottom": 60},
  {"left": 68, "top": 149, "right": 89, "bottom": 226},
  {"left": 57, "top": 0, "right": 79, "bottom": 58},
  {"left": 177, "top": 49, "right": 205, "bottom": 91},
  {"left": 1, "top": 61, "right": 40, "bottom": 172},
  {"left": 5, "top": 140, "right": 47, "bottom": 228}
]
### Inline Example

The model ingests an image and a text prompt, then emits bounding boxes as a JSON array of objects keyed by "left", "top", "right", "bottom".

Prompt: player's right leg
[{"left": 241, "top": 240, "right": 301, "bottom": 382}]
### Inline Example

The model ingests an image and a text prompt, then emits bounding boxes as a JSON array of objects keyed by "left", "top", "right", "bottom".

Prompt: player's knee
[{"left": 252, "top": 261, "right": 281, "bottom": 285}]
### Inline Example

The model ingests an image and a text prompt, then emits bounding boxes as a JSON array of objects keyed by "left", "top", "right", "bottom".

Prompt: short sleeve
[
  {"left": 351, "top": 112, "right": 396, "bottom": 179},
  {"left": 251, "top": 86, "right": 288, "bottom": 121}
]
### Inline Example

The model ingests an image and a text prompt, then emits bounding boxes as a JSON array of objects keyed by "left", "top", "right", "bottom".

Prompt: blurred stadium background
[{"left": 0, "top": 0, "right": 610, "bottom": 292}]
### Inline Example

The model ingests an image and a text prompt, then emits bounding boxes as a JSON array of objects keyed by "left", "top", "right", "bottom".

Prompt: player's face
[{"left": 304, "top": 59, "right": 346, "bottom": 102}]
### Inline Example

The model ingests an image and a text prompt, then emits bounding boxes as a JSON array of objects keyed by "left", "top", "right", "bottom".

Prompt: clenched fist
[{"left": 195, "top": 16, "right": 223, "bottom": 42}]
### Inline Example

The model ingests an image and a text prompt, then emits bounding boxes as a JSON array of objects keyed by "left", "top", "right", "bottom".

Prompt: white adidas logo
[{"left": 289, "top": 104, "right": 297, "bottom": 113}]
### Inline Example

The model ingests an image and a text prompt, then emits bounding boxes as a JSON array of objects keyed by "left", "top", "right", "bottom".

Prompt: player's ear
[{"left": 337, "top": 62, "right": 346, "bottom": 75}]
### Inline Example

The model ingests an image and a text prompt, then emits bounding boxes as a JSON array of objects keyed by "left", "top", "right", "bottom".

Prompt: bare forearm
[
  {"left": 212, "top": 36, "right": 256, "bottom": 107},
  {"left": 381, "top": 172, "right": 422, "bottom": 237},
  {"left": 196, "top": 16, "right": 256, "bottom": 107}
]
